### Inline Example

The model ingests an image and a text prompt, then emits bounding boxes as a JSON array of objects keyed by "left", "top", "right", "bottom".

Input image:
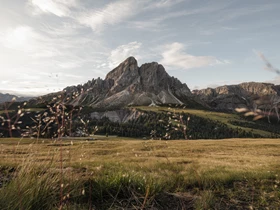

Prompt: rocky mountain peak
[
  {"left": 105, "top": 56, "right": 138, "bottom": 82},
  {"left": 32, "top": 57, "right": 204, "bottom": 109}
]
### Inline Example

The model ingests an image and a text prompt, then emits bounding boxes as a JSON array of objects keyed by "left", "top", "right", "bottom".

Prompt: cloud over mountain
[{"left": 160, "top": 42, "right": 223, "bottom": 70}]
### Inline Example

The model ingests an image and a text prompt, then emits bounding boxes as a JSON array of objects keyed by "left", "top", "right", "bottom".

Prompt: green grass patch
[{"left": 0, "top": 138, "right": 279, "bottom": 209}]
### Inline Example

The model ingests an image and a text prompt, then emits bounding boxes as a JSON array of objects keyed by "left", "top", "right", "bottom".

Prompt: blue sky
[{"left": 1, "top": 0, "right": 280, "bottom": 96}]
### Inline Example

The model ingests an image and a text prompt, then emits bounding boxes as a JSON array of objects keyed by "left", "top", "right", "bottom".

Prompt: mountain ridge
[
  {"left": 25, "top": 57, "right": 280, "bottom": 112},
  {"left": 193, "top": 82, "right": 280, "bottom": 110},
  {"left": 30, "top": 56, "right": 205, "bottom": 109}
]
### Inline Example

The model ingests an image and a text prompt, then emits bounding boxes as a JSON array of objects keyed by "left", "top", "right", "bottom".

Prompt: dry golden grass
[
  {"left": 0, "top": 137, "right": 279, "bottom": 209},
  {"left": 1, "top": 137, "right": 279, "bottom": 175}
]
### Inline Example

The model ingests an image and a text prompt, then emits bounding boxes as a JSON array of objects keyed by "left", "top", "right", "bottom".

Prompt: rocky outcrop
[
  {"left": 34, "top": 57, "right": 204, "bottom": 109},
  {"left": 193, "top": 82, "right": 280, "bottom": 110},
  {"left": 90, "top": 108, "right": 143, "bottom": 123}
]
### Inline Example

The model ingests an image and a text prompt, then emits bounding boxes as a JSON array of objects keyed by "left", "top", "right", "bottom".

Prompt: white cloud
[
  {"left": 26, "top": 0, "right": 213, "bottom": 34},
  {"left": 128, "top": 2, "right": 232, "bottom": 31},
  {"left": 1, "top": 26, "right": 42, "bottom": 52},
  {"left": 26, "top": 0, "right": 142, "bottom": 32},
  {"left": 1, "top": 81, "right": 10, "bottom": 85},
  {"left": 0, "top": 23, "right": 109, "bottom": 95},
  {"left": 150, "top": 0, "right": 185, "bottom": 8},
  {"left": 0, "top": 68, "right": 87, "bottom": 96},
  {"left": 75, "top": 0, "right": 194, "bottom": 32},
  {"left": 77, "top": 0, "right": 137, "bottom": 32},
  {"left": 0, "top": 24, "right": 104, "bottom": 60},
  {"left": 218, "top": 3, "right": 278, "bottom": 23},
  {"left": 160, "top": 42, "right": 225, "bottom": 70},
  {"left": 108, "top": 41, "right": 142, "bottom": 68},
  {"left": 128, "top": 10, "right": 188, "bottom": 31},
  {"left": 0, "top": 25, "right": 65, "bottom": 58},
  {"left": 42, "top": 22, "right": 83, "bottom": 36},
  {"left": 28, "top": 0, "right": 78, "bottom": 17}
]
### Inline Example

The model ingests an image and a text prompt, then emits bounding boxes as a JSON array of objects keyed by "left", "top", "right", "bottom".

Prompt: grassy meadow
[{"left": 0, "top": 137, "right": 279, "bottom": 209}]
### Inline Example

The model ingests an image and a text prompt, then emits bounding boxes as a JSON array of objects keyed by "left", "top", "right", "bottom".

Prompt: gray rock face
[
  {"left": 90, "top": 109, "right": 143, "bottom": 123},
  {"left": 193, "top": 82, "right": 280, "bottom": 110},
  {"left": 56, "top": 57, "right": 202, "bottom": 109}
]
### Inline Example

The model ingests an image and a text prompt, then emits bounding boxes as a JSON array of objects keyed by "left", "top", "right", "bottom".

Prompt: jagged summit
[
  {"left": 33, "top": 57, "right": 204, "bottom": 109},
  {"left": 105, "top": 56, "right": 138, "bottom": 81},
  {"left": 28, "top": 57, "right": 280, "bottom": 111}
]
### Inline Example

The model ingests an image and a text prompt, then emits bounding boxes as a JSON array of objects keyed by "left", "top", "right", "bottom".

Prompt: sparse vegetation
[{"left": 0, "top": 137, "right": 279, "bottom": 209}]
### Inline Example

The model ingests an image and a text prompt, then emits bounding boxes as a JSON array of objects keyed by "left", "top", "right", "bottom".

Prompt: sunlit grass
[
  {"left": 0, "top": 137, "right": 279, "bottom": 209},
  {"left": 1, "top": 137, "right": 279, "bottom": 174}
]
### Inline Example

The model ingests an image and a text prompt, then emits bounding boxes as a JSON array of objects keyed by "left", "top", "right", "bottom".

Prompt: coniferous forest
[{"left": 88, "top": 110, "right": 264, "bottom": 139}]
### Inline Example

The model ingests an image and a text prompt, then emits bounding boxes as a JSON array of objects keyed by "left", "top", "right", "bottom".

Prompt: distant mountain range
[
  {"left": 4, "top": 57, "right": 280, "bottom": 112},
  {"left": 193, "top": 82, "right": 280, "bottom": 110},
  {"left": 0, "top": 93, "right": 32, "bottom": 103}
]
